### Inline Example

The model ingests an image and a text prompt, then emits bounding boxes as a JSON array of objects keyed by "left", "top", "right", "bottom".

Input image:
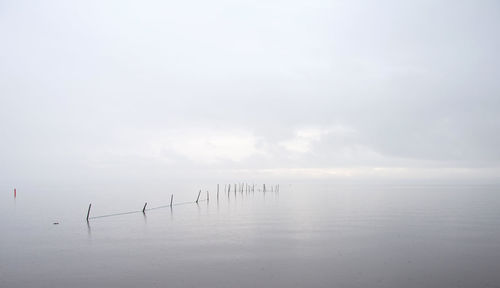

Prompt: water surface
[{"left": 1, "top": 183, "right": 499, "bottom": 287}]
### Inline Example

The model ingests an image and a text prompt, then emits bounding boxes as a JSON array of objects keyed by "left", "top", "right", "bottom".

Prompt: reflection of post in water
[
  {"left": 195, "top": 198, "right": 201, "bottom": 218},
  {"left": 86, "top": 221, "right": 91, "bottom": 237}
]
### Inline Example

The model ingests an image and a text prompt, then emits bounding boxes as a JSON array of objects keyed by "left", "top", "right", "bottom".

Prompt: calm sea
[{"left": 1, "top": 183, "right": 500, "bottom": 287}]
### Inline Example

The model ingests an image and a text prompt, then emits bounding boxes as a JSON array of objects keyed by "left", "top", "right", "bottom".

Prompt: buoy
[{"left": 14, "top": 188, "right": 16, "bottom": 198}]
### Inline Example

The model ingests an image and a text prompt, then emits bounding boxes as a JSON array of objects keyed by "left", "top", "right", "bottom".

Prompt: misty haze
[{"left": 1, "top": 1, "right": 500, "bottom": 287}]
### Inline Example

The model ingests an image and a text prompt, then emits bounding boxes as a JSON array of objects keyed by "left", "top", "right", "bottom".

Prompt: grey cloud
[{"left": 1, "top": 0, "right": 499, "bottom": 185}]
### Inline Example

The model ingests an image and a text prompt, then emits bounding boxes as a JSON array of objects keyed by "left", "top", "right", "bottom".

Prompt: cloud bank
[{"left": 1, "top": 0, "right": 499, "bottom": 186}]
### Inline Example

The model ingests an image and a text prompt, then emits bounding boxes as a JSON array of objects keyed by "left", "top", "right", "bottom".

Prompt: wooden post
[
  {"left": 170, "top": 194, "right": 173, "bottom": 207},
  {"left": 86, "top": 203, "right": 92, "bottom": 221},
  {"left": 142, "top": 202, "right": 147, "bottom": 213},
  {"left": 196, "top": 190, "right": 201, "bottom": 203},
  {"left": 217, "top": 184, "right": 219, "bottom": 201},
  {"left": 207, "top": 191, "right": 209, "bottom": 202}
]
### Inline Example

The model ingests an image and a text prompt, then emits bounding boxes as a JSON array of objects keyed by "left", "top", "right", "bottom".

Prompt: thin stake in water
[
  {"left": 142, "top": 202, "right": 147, "bottom": 213},
  {"left": 196, "top": 190, "right": 201, "bottom": 203},
  {"left": 86, "top": 203, "right": 92, "bottom": 221}
]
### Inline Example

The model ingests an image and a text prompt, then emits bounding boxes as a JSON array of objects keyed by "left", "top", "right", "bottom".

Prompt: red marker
[{"left": 14, "top": 188, "right": 16, "bottom": 198}]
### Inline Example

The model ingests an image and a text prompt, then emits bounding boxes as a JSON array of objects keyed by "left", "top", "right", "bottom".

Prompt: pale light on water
[{"left": 1, "top": 184, "right": 500, "bottom": 287}]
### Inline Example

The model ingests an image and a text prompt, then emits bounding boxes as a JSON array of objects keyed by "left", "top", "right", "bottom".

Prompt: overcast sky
[{"left": 1, "top": 0, "right": 499, "bottom": 186}]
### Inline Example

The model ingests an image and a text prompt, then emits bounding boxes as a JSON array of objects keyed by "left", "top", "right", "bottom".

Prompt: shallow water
[{"left": 1, "top": 183, "right": 500, "bottom": 288}]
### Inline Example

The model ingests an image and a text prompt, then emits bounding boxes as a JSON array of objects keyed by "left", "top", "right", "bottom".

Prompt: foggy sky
[{"left": 1, "top": 0, "right": 500, "bottom": 186}]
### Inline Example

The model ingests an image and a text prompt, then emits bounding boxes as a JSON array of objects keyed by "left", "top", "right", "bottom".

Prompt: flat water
[{"left": 1, "top": 183, "right": 500, "bottom": 287}]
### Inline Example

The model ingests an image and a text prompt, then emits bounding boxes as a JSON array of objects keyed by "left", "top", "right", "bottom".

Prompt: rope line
[
  {"left": 88, "top": 199, "right": 208, "bottom": 219},
  {"left": 87, "top": 184, "right": 279, "bottom": 220}
]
